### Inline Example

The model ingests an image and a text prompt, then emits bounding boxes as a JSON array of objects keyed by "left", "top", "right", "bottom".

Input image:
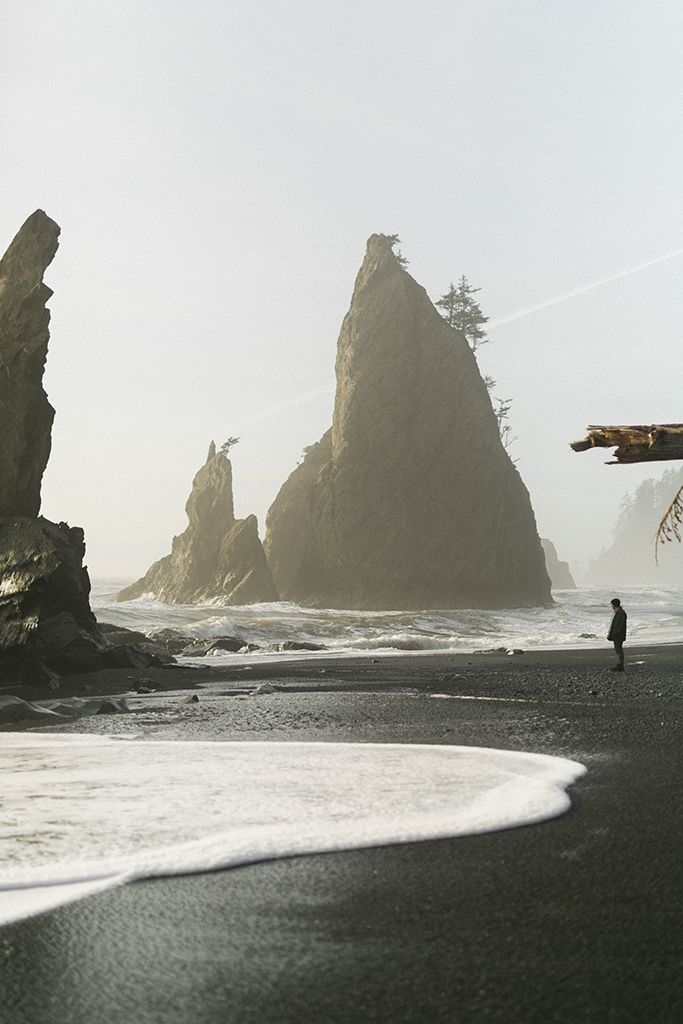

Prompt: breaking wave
[{"left": 94, "top": 583, "right": 683, "bottom": 658}]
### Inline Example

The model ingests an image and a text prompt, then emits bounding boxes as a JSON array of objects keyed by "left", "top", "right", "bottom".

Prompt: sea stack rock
[
  {"left": 117, "top": 443, "right": 278, "bottom": 604},
  {"left": 0, "top": 210, "right": 60, "bottom": 517},
  {"left": 265, "top": 234, "right": 551, "bottom": 610},
  {"left": 0, "top": 212, "right": 116, "bottom": 685},
  {"left": 540, "top": 539, "right": 576, "bottom": 589}
]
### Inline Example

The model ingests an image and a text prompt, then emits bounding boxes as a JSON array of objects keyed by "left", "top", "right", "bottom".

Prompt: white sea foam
[
  {"left": 94, "top": 583, "right": 683, "bottom": 659},
  {"left": 0, "top": 735, "right": 585, "bottom": 926}
]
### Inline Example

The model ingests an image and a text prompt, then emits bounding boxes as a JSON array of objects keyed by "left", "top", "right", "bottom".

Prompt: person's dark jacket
[{"left": 608, "top": 607, "right": 627, "bottom": 642}]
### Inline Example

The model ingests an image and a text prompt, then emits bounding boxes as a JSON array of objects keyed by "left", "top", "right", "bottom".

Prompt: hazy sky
[{"left": 2, "top": 0, "right": 682, "bottom": 581}]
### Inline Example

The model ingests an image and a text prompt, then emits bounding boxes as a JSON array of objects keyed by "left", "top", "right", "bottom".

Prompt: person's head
[{"left": 610, "top": 597, "right": 621, "bottom": 608}]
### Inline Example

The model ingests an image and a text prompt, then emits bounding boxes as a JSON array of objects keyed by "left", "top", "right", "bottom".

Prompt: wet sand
[{"left": 1, "top": 644, "right": 681, "bottom": 1023}]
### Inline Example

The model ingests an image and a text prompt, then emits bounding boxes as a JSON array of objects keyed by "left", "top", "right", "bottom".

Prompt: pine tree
[
  {"left": 435, "top": 275, "right": 513, "bottom": 451},
  {"left": 219, "top": 437, "right": 240, "bottom": 456},
  {"left": 492, "top": 397, "right": 515, "bottom": 454},
  {"left": 435, "top": 275, "right": 489, "bottom": 352}
]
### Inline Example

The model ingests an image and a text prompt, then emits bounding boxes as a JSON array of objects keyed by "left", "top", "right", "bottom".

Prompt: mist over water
[{"left": 95, "top": 583, "right": 683, "bottom": 657}]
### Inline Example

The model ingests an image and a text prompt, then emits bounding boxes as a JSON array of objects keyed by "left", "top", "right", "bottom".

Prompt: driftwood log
[{"left": 570, "top": 424, "right": 683, "bottom": 464}]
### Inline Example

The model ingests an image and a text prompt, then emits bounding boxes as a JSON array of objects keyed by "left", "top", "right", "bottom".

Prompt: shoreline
[
  {"left": 5, "top": 640, "right": 682, "bottom": 709},
  {"left": 2, "top": 644, "right": 681, "bottom": 1023}
]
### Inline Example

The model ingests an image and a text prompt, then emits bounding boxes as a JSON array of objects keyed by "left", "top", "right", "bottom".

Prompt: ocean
[
  {"left": 3, "top": 582, "right": 677, "bottom": 928},
  {"left": 93, "top": 582, "right": 683, "bottom": 660}
]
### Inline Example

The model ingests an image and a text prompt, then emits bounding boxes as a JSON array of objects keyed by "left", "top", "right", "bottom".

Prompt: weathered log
[{"left": 570, "top": 424, "right": 683, "bottom": 463}]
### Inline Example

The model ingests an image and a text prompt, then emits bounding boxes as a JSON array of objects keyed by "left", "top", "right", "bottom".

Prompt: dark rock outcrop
[
  {"left": 541, "top": 539, "right": 577, "bottom": 589},
  {"left": 265, "top": 234, "right": 551, "bottom": 610},
  {"left": 0, "top": 213, "right": 164, "bottom": 688},
  {"left": 0, "top": 518, "right": 102, "bottom": 682},
  {"left": 0, "top": 516, "right": 169, "bottom": 684},
  {"left": 117, "top": 443, "right": 277, "bottom": 605},
  {"left": 96, "top": 622, "right": 175, "bottom": 664},
  {"left": 0, "top": 210, "right": 60, "bottom": 517},
  {"left": 0, "top": 212, "right": 103, "bottom": 686}
]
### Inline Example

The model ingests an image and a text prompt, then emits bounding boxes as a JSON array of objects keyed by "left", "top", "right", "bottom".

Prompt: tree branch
[{"left": 655, "top": 485, "right": 683, "bottom": 562}]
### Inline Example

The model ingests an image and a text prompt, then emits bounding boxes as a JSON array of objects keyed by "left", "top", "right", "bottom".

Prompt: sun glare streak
[{"left": 488, "top": 248, "right": 683, "bottom": 330}]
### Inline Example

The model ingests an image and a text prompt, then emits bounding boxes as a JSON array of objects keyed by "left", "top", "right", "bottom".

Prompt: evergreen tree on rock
[{"left": 436, "top": 275, "right": 489, "bottom": 352}]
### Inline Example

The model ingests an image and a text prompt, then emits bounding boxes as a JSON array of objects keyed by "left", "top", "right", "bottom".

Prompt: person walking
[{"left": 607, "top": 597, "right": 627, "bottom": 671}]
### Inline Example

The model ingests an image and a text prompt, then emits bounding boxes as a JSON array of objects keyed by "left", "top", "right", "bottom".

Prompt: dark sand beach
[{"left": 2, "top": 644, "right": 681, "bottom": 1024}]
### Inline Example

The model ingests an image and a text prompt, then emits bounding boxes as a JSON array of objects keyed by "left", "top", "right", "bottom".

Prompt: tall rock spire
[
  {"left": 0, "top": 212, "right": 122, "bottom": 686},
  {"left": 117, "top": 444, "right": 277, "bottom": 604},
  {"left": 0, "top": 210, "right": 61, "bottom": 516},
  {"left": 265, "top": 233, "right": 551, "bottom": 610}
]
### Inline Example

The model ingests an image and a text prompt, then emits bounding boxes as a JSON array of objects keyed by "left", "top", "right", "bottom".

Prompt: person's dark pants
[{"left": 613, "top": 640, "right": 624, "bottom": 667}]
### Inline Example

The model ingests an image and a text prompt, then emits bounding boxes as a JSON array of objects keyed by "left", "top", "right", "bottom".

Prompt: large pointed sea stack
[
  {"left": 0, "top": 210, "right": 60, "bottom": 517},
  {"left": 265, "top": 234, "right": 551, "bottom": 609},
  {"left": 118, "top": 443, "right": 278, "bottom": 604}
]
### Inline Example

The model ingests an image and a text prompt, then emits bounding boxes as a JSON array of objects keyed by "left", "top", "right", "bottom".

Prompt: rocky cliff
[
  {"left": 0, "top": 518, "right": 102, "bottom": 683},
  {"left": 265, "top": 234, "right": 551, "bottom": 610},
  {"left": 540, "top": 539, "right": 576, "bottom": 589},
  {"left": 118, "top": 443, "right": 278, "bottom": 604},
  {"left": 0, "top": 210, "right": 60, "bottom": 517},
  {"left": 0, "top": 212, "right": 100, "bottom": 685},
  {"left": 0, "top": 213, "right": 159, "bottom": 688}
]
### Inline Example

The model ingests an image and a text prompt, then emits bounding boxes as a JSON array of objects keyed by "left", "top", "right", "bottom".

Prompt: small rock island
[{"left": 117, "top": 443, "right": 277, "bottom": 604}]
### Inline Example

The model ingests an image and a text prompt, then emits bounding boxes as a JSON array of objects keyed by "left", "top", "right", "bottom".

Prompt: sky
[{"left": 2, "top": 0, "right": 682, "bottom": 582}]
